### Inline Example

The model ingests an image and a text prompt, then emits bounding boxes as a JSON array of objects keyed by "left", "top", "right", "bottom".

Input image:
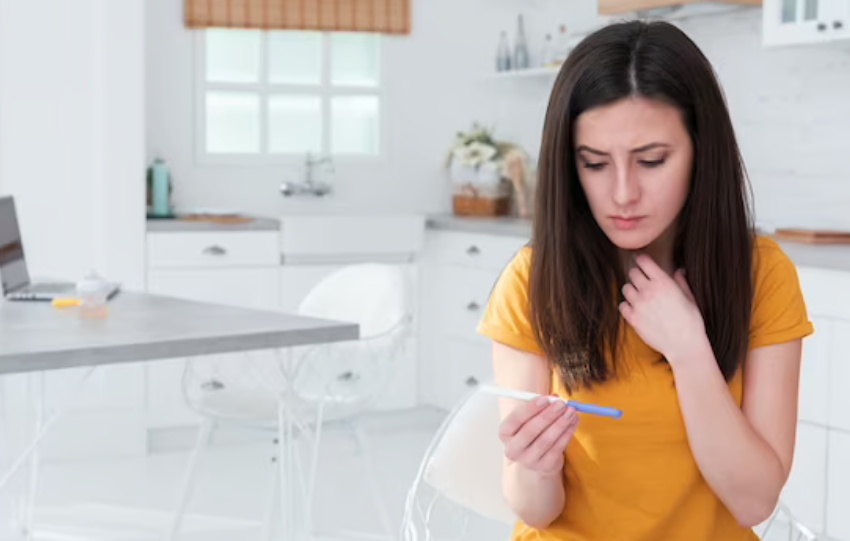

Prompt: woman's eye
[
  {"left": 639, "top": 159, "right": 665, "bottom": 168},
  {"left": 583, "top": 162, "right": 606, "bottom": 170}
]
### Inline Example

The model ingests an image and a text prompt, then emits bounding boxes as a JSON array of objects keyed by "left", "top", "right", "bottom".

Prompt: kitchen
[{"left": 0, "top": 0, "right": 849, "bottom": 539}]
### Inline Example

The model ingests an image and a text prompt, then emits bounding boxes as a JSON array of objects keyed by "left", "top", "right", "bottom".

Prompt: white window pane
[
  {"left": 332, "top": 96, "right": 379, "bottom": 155},
  {"left": 268, "top": 31, "right": 322, "bottom": 85},
  {"left": 205, "top": 29, "right": 261, "bottom": 83},
  {"left": 268, "top": 95, "right": 322, "bottom": 154},
  {"left": 331, "top": 33, "right": 380, "bottom": 87},
  {"left": 205, "top": 92, "right": 260, "bottom": 154}
]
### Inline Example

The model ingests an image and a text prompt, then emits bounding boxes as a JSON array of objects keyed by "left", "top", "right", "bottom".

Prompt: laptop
[{"left": 0, "top": 195, "right": 120, "bottom": 301}]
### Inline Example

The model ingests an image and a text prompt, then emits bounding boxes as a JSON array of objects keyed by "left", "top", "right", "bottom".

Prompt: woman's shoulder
[{"left": 752, "top": 234, "right": 796, "bottom": 277}]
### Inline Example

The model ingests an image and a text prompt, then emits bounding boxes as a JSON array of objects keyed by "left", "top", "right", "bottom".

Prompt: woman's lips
[{"left": 612, "top": 216, "right": 644, "bottom": 230}]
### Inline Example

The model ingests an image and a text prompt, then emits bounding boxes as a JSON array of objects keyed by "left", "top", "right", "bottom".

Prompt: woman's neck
[{"left": 621, "top": 227, "right": 677, "bottom": 276}]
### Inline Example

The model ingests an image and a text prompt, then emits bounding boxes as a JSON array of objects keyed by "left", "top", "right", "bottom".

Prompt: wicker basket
[{"left": 452, "top": 194, "right": 511, "bottom": 217}]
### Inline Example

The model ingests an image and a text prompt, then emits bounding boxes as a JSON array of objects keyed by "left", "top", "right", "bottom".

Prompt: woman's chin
[{"left": 604, "top": 229, "right": 656, "bottom": 251}]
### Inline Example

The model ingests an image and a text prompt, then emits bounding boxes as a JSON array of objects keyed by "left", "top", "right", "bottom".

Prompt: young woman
[{"left": 476, "top": 20, "right": 814, "bottom": 541}]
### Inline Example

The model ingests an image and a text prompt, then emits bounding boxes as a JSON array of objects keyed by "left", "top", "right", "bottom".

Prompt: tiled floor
[
  {"left": 0, "top": 407, "right": 809, "bottom": 541},
  {"left": 2, "top": 407, "right": 511, "bottom": 541}
]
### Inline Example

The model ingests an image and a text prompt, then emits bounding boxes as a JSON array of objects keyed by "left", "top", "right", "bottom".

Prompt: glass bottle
[{"left": 514, "top": 14, "right": 530, "bottom": 70}]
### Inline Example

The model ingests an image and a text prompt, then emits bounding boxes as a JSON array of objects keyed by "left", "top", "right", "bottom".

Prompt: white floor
[
  {"left": 0, "top": 407, "right": 806, "bottom": 541},
  {"left": 1, "top": 408, "right": 511, "bottom": 541}
]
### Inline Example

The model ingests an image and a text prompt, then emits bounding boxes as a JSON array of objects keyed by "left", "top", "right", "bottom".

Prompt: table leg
[{"left": 0, "top": 366, "right": 96, "bottom": 539}]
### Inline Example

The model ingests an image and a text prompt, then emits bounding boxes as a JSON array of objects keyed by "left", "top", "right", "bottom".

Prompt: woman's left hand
[{"left": 619, "top": 254, "right": 708, "bottom": 363}]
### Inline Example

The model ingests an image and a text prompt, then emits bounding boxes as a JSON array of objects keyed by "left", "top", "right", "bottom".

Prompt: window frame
[{"left": 193, "top": 29, "right": 387, "bottom": 167}]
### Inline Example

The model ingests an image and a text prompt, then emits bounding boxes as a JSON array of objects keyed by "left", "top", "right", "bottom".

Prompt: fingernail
[{"left": 535, "top": 396, "right": 549, "bottom": 407}]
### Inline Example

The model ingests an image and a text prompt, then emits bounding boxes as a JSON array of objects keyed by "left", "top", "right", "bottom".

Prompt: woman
[{"left": 476, "top": 20, "right": 814, "bottom": 541}]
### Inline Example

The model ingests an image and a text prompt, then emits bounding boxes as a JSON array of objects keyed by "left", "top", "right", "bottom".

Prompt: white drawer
[
  {"left": 426, "top": 230, "right": 527, "bottom": 271},
  {"left": 429, "top": 265, "right": 500, "bottom": 342},
  {"left": 147, "top": 231, "right": 280, "bottom": 269},
  {"left": 425, "top": 337, "right": 493, "bottom": 411}
]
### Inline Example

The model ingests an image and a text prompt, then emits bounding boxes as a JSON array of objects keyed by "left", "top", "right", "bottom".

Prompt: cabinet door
[
  {"left": 145, "top": 267, "right": 280, "bottom": 428},
  {"left": 421, "top": 337, "right": 493, "bottom": 411},
  {"left": 780, "top": 423, "right": 828, "bottom": 534},
  {"left": 798, "top": 316, "right": 831, "bottom": 426},
  {"left": 827, "top": 430, "right": 850, "bottom": 540},
  {"left": 279, "top": 263, "right": 418, "bottom": 411},
  {"left": 829, "top": 320, "right": 850, "bottom": 431},
  {"left": 763, "top": 0, "right": 849, "bottom": 45}
]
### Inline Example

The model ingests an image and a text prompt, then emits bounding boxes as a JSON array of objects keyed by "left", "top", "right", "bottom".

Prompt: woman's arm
[
  {"left": 669, "top": 338, "right": 802, "bottom": 527},
  {"left": 492, "top": 341, "right": 570, "bottom": 529}
]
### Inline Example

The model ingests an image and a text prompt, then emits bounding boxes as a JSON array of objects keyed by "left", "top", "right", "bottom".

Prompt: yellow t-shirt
[{"left": 476, "top": 235, "right": 814, "bottom": 541}]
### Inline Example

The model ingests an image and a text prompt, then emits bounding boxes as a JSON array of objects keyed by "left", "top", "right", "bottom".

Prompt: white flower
[{"left": 464, "top": 142, "right": 497, "bottom": 167}]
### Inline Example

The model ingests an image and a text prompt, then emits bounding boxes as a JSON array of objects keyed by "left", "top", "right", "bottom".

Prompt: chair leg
[
  {"left": 351, "top": 423, "right": 396, "bottom": 541},
  {"left": 166, "top": 418, "right": 214, "bottom": 541}
]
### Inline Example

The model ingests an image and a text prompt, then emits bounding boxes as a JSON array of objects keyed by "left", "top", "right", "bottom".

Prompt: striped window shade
[{"left": 185, "top": 0, "right": 411, "bottom": 34}]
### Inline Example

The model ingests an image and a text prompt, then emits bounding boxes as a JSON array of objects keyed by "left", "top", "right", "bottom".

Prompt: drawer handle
[
  {"left": 466, "top": 245, "right": 480, "bottom": 256},
  {"left": 466, "top": 301, "right": 480, "bottom": 312},
  {"left": 202, "top": 245, "right": 227, "bottom": 256},
  {"left": 465, "top": 376, "right": 479, "bottom": 387}
]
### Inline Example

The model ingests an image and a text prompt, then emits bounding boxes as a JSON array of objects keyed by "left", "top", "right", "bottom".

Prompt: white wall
[
  {"left": 147, "top": 1, "right": 850, "bottom": 230},
  {"left": 0, "top": 0, "right": 148, "bottom": 461},
  {"left": 145, "top": 0, "right": 550, "bottom": 218},
  {"left": 0, "top": 0, "right": 146, "bottom": 289}
]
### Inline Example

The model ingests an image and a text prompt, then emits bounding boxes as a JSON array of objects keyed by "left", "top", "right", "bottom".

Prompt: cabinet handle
[
  {"left": 818, "top": 22, "right": 827, "bottom": 31},
  {"left": 202, "top": 245, "right": 227, "bottom": 256},
  {"left": 466, "top": 245, "right": 480, "bottom": 256},
  {"left": 834, "top": 20, "right": 844, "bottom": 29},
  {"left": 466, "top": 301, "right": 480, "bottom": 312},
  {"left": 465, "top": 376, "right": 479, "bottom": 387}
]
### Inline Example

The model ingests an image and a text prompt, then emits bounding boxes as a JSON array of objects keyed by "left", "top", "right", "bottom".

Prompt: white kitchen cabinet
[
  {"left": 145, "top": 230, "right": 281, "bottom": 430},
  {"left": 418, "top": 229, "right": 528, "bottom": 411},
  {"left": 798, "top": 316, "right": 832, "bottom": 426},
  {"left": 145, "top": 267, "right": 280, "bottom": 428},
  {"left": 781, "top": 423, "right": 828, "bottom": 533},
  {"left": 278, "top": 215, "right": 425, "bottom": 412},
  {"left": 830, "top": 320, "right": 850, "bottom": 432},
  {"left": 279, "top": 262, "right": 419, "bottom": 411},
  {"left": 827, "top": 430, "right": 850, "bottom": 540},
  {"left": 763, "top": 0, "right": 850, "bottom": 46}
]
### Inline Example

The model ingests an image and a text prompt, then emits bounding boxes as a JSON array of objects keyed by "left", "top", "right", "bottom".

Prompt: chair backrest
[
  {"left": 403, "top": 386, "right": 517, "bottom": 537},
  {"left": 298, "top": 263, "right": 410, "bottom": 339}
]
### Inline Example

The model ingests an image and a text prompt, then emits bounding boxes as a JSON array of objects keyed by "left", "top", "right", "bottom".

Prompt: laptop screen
[{"left": 0, "top": 196, "right": 30, "bottom": 294}]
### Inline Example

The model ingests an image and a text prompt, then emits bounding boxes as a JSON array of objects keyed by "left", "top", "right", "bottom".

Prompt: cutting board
[{"left": 772, "top": 228, "right": 850, "bottom": 244}]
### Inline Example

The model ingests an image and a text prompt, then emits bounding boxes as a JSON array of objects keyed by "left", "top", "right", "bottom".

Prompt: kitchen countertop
[
  {"left": 426, "top": 214, "right": 532, "bottom": 238},
  {"left": 146, "top": 216, "right": 280, "bottom": 232},
  {"left": 0, "top": 291, "right": 357, "bottom": 375},
  {"left": 426, "top": 214, "right": 850, "bottom": 273}
]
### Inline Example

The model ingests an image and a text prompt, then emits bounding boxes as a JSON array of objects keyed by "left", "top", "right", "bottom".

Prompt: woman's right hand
[{"left": 498, "top": 396, "right": 579, "bottom": 477}]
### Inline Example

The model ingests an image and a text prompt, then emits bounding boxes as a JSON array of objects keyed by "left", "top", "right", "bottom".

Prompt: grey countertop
[
  {"left": 425, "top": 214, "right": 850, "bottom": 273},
  {"left": 426, "top": 214, "right": 532, "bottom": 238},
  {"left": 0, "top": 291, "right": 358, "bottom": 375},
  {"left": 147, "top": 216, "right": 280, "bottom": 232}
]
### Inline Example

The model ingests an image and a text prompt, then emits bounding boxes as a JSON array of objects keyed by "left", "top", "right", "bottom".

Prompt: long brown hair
[{"left": 530, "top": 20, "right": 754, "bottom": 393}]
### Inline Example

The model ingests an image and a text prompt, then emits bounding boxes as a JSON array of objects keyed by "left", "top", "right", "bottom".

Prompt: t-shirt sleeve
[
  {"left": 749, "top": 238, "right": 815, "bottom": 350},
  {"left": 476, "top": 247, "right": 543, "bottom": 355}
]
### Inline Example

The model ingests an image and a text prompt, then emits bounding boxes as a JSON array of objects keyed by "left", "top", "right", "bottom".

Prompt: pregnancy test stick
[{"left": 478, "top": 383, "right": 623, "bottom": 419}]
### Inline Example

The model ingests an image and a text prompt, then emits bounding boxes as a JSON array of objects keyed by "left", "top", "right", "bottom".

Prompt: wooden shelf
[{"left": 598, "top": 0, "right": 760, "bottom": 15}]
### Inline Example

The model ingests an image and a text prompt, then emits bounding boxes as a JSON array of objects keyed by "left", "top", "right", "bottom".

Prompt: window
[{"left": 197, "top": 29, "right": 383, "bottom": 162}]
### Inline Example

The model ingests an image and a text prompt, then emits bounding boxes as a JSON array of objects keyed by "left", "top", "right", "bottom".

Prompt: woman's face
[{"left": 573, "top": 97, "right": 693, "bottom": 253}]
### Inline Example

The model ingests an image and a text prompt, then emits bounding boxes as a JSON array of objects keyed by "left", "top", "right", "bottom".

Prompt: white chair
[
  {"left": 167, "top": 263, "right": 414, "bottom": 541},
  {"left": 402, "top": 387, "right": 821, "bottom": 541},
  {"left": 401, "top": 386, "right": 516, "bottom": 541}
]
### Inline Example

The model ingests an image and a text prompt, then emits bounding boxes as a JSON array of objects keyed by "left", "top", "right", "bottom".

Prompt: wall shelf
[{"left": 481, "top": 66, "right": 562, "bottom": 80}]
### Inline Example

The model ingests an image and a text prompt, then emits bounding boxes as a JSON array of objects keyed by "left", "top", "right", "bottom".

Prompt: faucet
[{"left": 279, "top": 152, "right": 334, "bottom": 197}]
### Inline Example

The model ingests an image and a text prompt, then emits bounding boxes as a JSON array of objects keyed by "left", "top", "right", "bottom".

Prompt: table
[{"left": 0, "top": 291, "right": 359, "bottom": 540}]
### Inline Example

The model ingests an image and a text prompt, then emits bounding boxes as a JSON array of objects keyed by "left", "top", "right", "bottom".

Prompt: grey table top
[
  {"left": 146, "top": 216, "right": 280, "bottom": 232},
  {"left": 0, "top": 292, "right": 358, "bottom": 375}
]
